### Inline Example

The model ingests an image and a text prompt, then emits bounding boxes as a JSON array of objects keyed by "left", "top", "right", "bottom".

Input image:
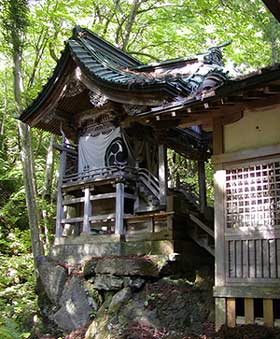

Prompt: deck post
[
  {"left": 227, "top": 298, "right": 236, "bottom": 327},
  {"left": 158, "top": 144, "right": 168, "bottom": 207},
  {"left": 115, "top": 181, "right": 125, "bottom": 235},
  {"left": 215, "top": 298, "right": 226, "bottom": 331},
  {"left": 55, "top": 149, "right": 67, "bottom": 238},
  {"left": 198, "top": 159, "right": 207, "bottom": 214},
  {"left": 83, "top": 186, "right": 92, "bottom": 233},
  {"left": 263, "top": 299, "right": 274, "bottom": 327},
  {"left": 245, "top": 298, "right": 254, "bottom": 324}
]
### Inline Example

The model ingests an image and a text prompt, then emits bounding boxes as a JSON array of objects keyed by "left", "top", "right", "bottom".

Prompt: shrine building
[{"left": 20, "top": 25, "right": 280, "bottom": 329}]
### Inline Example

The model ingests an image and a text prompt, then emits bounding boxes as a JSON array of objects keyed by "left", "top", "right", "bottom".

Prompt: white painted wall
[{"left": 224, "top": 108, "right": 280, "bottom": 153}]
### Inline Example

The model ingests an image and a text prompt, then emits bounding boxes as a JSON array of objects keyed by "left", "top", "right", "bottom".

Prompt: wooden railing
[
  {"left": 62, "top": 166, "right": 160, "bottom": 202},
  {"left": 175, "top": 183, "right": 200, "bottom": 209},
  {"left": 138, "top": 168, "right": 160, "bottom": 198},
  {"left": 62, "top": 165, "right": 126, "bottom": 184}
]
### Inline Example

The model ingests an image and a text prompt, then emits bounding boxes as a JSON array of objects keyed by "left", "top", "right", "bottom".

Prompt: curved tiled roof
[
  {"left": 68, "top": 26, "right": 228, "bottom": 94},
  {"left": 20, "top": 26, "right": 229, "bottom": 124}
]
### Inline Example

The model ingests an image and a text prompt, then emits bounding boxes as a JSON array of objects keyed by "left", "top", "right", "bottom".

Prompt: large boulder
[
  {"left": 53, "top": 276, "right": 93, "bottom": 331},
  {"left": 85, "top": 288, "right": 132, "bottom": 339},
  {"left": 85, "top": 278, "right": 214, "bottom": 339},
  {"left": 83, "top": 258, "right": 100, "bottom": 278},
  {"left": 94, "top": 256, "right": 169, "bottom": 277},
  {"left": 37, "top": 256, "right": 67, "bottom": 304},
  {"left": 93, "top": 274, "right": 124, "bottom": 291}
]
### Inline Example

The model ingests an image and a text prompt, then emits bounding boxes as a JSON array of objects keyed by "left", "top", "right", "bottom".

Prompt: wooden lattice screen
[
  {"left": 225, "top": 161, "right": 280, "bottom": 229},
  {"left": 224, "top": 160, "right": 280, "bottom": 282}
]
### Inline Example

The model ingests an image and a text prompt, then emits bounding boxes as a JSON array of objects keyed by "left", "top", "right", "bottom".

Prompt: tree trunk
[
  {"left": 122, "top": 0, "right": 141, "bottom": 50},
  {"left": 13, "top": 50, "right": 44, "bottom": 267},
  {"left": 41, "top": 134, "right": 55, "bottom": 250},
  {"left": 0, "top": 71, "right": 8, "bottom": 151}
]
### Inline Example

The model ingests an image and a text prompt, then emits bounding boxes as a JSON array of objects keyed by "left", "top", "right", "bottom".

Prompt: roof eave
[
  {"left": 19, "top": 45, "right": 73, "bottom": 124},
  {"left": 262, "top": 0, "right": 280, "bottom": 22}
]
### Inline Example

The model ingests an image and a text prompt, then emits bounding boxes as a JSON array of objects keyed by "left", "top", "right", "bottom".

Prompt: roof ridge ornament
[
  {"left": 203, "top": 40, "right": 232, "bottom": 66},
  {"left": 72, "top": 25, "right": 86, "bottom": 39}
]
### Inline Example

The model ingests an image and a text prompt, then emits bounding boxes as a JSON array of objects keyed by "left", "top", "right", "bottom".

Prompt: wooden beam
[
  {"left": 63, "top": 197, "right": 85, "bottom": 205},
  {"left": 244, "top": 93, "right": 280, "bottom": 112},
  {"left": 91, "top": 192, "right": 136, "bottom": 201},
  {"left": 89, "top": 213, "right": 116, "bottom": 222},
  {"left": 198, "top": 160, "right": 207, "bottom": 214},
  {"left": 227, "top": 298, "right": 236, "bottom": 327},
  {"left": 189, "top": 213, "right": 214, "bottom": 237},
  {"left": 158, "top": 144, "right": 168, "bottom": 207},
  {"left": 83, "top": 187, "right": 92, "bottom": 233},
  {"left": 55, "top": 149, "right": 67, "bottom": 237},
  {"left": 212, "top": 143, "right": 280, "bottom": 166},
  {"left": 53, "top": 143, "right": 77, "bottom": 155},
  {"left": 263, "top": 299, "right": 274, "bottom": 327},
  {"left": 214, "top": 286, "right": 280, "bottom": 299},
  {"left": 245, "top": 298, "right": 254, "bottom": 324},
  {"left": 61, "top": 217, "right": 83, "bottom": 223},
  {"left": 115, "top": 182, "right": 125, "bottom": 235},
  {"left": 220, "top": 110, "right": 243, "bottom": 126}
]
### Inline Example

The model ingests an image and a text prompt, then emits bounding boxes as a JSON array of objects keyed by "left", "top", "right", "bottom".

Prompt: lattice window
[{"left": 225, "top": 161, "right": 280, "bottom": 228}]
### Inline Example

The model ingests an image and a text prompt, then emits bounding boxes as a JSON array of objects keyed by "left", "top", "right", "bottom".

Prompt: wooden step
[
  {"left": 61, "top": 217, "right": 83, "bottom": 223},
  {"left": 196, "top": 234, "right": 209, "bottom": 246},
  {"left": 189, "top": 213, "right": 214, "bottom": 238}
]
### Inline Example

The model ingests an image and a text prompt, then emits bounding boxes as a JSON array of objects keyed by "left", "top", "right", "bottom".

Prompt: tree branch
[{"left": 129, "top": 51, "right": 161, "bottom": 61}]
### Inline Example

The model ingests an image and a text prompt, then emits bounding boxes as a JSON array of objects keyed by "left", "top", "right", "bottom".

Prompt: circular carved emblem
[{"left": 105, "top": 137, "right": 128, "bottom": 167}]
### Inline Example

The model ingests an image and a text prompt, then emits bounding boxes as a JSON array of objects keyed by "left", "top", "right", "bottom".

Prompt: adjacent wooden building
[{"left": 20, "top": 25, "right": 280, "bottom": 329}]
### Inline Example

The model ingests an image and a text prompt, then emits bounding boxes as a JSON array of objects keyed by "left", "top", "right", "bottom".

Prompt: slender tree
[{"left": 0, "top": 0, "right": 44, "bottom": 269}]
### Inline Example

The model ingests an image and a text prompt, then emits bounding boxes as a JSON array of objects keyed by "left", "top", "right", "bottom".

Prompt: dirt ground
[{"left": 38, "top": 323, "right": 280, "bottom": 339}]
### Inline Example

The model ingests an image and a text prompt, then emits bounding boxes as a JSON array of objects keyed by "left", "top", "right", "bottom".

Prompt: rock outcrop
[{"left": 37, "top": 255, "right": 215, "bottom": 338}]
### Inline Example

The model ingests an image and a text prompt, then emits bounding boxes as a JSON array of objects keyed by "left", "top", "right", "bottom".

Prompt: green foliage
[
  {"left": 144, "top": 292, "right": 161, "bottom": 307},
  {"left": 0, "top": 228, "right": 37, "bottom": 328},
  {"left": 0, "top": 0, "right": 279, "bottom": 336},
  {"left": 0, "top": 0, "right": 29, "bottom": 53},
  {"left": 0, "top": 319, "right": 30, "bottom": 339}
]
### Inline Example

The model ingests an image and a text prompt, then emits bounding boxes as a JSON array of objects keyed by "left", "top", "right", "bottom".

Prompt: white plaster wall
[{"left": 224, "top": 108, "right": 280, "bottom": 153}]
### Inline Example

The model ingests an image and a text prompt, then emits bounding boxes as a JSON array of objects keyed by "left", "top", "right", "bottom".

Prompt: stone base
[{"left": 50, "top": 235, "right": 175, "bottom": 264}]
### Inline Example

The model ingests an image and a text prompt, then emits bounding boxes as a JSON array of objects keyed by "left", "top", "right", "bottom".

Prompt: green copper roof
[{"left": 20, "top": 26, "right": 229, "bottom": 124}]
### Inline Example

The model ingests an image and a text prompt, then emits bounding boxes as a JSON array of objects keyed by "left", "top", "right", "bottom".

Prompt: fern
[
  {"left": 0, "top": 326, "right": 19, "bottom": 339},
  {"left": 0, "top": 319, "right": 30, "bottom": 339}
]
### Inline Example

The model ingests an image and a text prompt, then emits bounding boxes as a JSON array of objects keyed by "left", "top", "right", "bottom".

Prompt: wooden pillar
[
  {"left": 215, "top": 298, "right": 226, "bottom": 331},
  {"left": 198, "top": 160, "right": 207, "bottom": 214},
  {"left": 115, "top": 182, "right": 125, "bottom": 235},
  {"left": 214, "top": 169, "right": 226, "bottom": 286},
  {"left": 263, "top": 299, "right": 274, "bottom": 327},
  {"left": 245, "top": 298, "right": 254, "bottom": 324},
  {"left": 227, "top": 298, "right": 236, "bottom": 327},
  {"left": 55, "top": 149, "right": 67, "bottom": 238},
  {"left": 83, "top": 187, "right": 92, "bottom": 233},
  {"left": 158, "top": 144, "right": 168, "bottom": 208}
]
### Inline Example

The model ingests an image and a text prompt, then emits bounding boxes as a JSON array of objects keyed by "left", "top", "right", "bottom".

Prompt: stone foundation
[
  {"left": 50, "top": 235, "right": 175, "bottom": 264},
  {"left": 37, "top": 253, "right": 214, "bottom": 337}
]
